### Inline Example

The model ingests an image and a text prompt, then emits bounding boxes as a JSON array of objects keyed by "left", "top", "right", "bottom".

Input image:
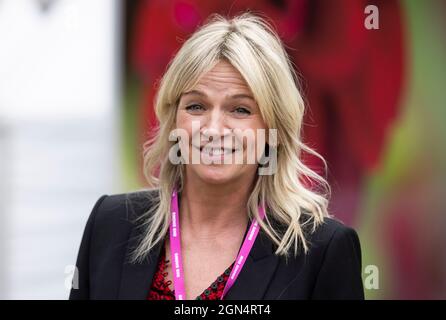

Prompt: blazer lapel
[
  {"left": 117, "top": 217, "right": 280, "bottom": 300},
  {"left": 118, "top": 225, "right": 163, "bottom": 299},
  {"left": 224, "top": 229, "right": 280, "bottom": 300}
]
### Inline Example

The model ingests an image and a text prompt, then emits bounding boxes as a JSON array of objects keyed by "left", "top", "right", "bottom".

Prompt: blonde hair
[{"left": 131, "top": 12, "right": 330, "bottom": 263}]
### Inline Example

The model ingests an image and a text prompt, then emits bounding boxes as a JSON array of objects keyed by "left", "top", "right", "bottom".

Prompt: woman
[{"left": 69, "top": 13, "right": 364, "bottom": 300}]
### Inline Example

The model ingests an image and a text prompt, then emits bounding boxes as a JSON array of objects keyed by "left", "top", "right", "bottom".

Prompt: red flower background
[
  {"left": 129, "top": 0, "right": 405, "bottom": 226},
  {"left": 123, "top": 0, "right": 446, "bottom": 299}
]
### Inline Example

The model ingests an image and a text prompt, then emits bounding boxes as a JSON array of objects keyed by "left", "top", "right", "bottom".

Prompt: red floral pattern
[{"left": 147, "top": 243, "right": 234, "bottom": 300}]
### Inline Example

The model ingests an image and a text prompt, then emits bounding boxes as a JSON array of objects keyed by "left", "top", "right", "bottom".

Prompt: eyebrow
[{"left": 182, "top": 90, "right": 255, "bottom": 101}]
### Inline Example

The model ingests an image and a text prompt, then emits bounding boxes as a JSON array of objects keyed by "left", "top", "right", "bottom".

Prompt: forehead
[{"left": 190, "top": 60, "right": 253, "bottom": 95}]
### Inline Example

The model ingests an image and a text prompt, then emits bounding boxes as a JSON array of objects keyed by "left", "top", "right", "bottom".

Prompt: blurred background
[{"left": 0, "top": 0, "right": 445, "bottom": 299}]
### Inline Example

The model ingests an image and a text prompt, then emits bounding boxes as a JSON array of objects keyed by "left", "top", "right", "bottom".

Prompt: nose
[{"left": 201, "top": 108, "right": 229, "bottom": 140}]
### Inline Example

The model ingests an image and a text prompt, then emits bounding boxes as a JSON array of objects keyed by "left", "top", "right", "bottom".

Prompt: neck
[{"left": 178, "top": 175, "right": 255, "bottom": 242}]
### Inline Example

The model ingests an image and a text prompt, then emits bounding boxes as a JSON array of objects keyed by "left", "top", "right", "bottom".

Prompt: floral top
[{"left": 147, "top": 243, "right": 234, "bottom": 300}]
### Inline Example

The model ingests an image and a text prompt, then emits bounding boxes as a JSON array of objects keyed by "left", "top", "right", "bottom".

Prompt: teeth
[{"left": 201, "top": 147, "right": 233, "bottom": 156}]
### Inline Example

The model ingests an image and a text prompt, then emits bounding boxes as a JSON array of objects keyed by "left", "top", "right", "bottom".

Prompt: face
[{"left": 175, "top": 60, "right": 268, "bottom": 186}]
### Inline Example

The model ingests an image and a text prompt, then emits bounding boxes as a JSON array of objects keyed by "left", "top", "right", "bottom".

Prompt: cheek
[
  {"left": 176, "top": 112, "right": 199, "bottom": 143},
  {"left": 234, "top": 119, "right": 268, "bottom": 150},
  {"left": 174, "top": 113, "right": 192, "bottom": 160},
  {"left": 175, "top": 111, "right": 190, "bottom": 131}
]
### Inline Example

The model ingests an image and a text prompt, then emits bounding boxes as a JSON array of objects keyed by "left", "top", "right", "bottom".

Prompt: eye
[
  {"left": 185, "top": 104, "right": 205, "bottom": 112},
  {"left": 233, "top": 107, "right": 251, "bottom": 115}
]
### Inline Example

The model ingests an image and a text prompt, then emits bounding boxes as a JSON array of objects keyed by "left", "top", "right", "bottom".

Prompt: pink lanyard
[{"left": 169, "top": 188, "right": 266, "bottom": 300}]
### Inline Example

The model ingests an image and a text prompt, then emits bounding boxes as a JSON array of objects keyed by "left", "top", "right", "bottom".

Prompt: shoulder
[
  {"left": 93, "top": 189, "right": 159, "bottom": 223},
  {"left": 266, "top": 216, "right": 364, "bottom": 299},
  {"left": 306, "top": 217, "right": 364, "bottom": 299},
  {"left": 273, "top": 214, "right": 363, "bottom": 267},
  {"left": 88, "top": 189, "right": 160, "bottom": 244},
  {"left": 70, "top": 189, "right": 161, "bottom": 299},
  {"left": 303, "top": 216, "right": 363, "bottom": 284},
  {"left": 301, "top": 216, "right": 362, "bottom": 260},
  {"left": 308, "top": 217, "right": 360, "bottom": 247}
]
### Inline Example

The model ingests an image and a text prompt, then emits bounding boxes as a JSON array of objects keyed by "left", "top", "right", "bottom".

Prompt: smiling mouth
[{"left": 193, "top": 145, "right": 239, "bottom": 156}]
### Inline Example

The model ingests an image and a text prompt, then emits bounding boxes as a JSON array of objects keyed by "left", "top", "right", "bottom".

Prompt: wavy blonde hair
[{"left": 130, "top": 12, "right": 331, "bottom": 263}]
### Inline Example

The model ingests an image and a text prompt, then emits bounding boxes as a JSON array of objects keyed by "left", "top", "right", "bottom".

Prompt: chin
[{"left": 190, "top": 164, "right": 240, "bottom": 185}]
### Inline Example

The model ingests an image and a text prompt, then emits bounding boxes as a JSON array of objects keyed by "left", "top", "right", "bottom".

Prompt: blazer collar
[
  {"left": 118, "top": 220, "right": 279, "bottom": 300},
  {"left": 224, "top": 227, "right": 280, "bottom": 300}
]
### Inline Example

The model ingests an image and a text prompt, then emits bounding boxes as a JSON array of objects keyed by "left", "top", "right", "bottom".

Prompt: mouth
[{"left": 193, "top": 145, "right": 239, "bottom": 157}]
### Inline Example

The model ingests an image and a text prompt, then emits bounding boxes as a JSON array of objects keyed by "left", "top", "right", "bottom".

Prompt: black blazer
[{"left": 69, "top": 190, "right": 364, "bottom": 300}]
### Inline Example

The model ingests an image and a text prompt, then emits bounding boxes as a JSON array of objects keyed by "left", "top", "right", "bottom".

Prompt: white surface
[
  {"left": 3, "top": 118, "right": 120, "bottom": 299},
  {"left": 0, "top": 0, "right": 122, "bottom": 299},
  {"left": 0, "top": 0, "right": 119, "bottom": 120}
]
